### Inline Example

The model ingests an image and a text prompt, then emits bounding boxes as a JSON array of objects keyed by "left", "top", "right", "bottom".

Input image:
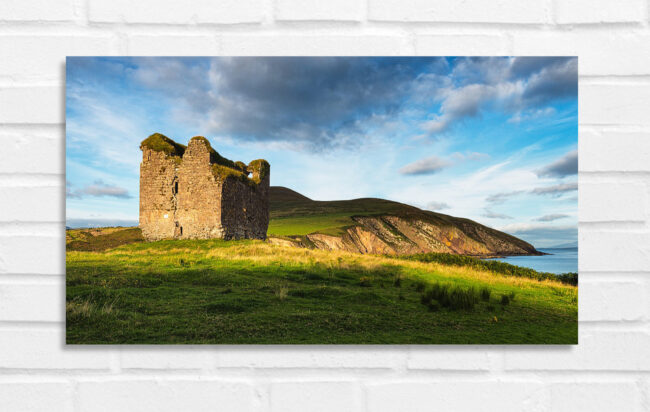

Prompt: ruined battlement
[{"left": 139, "top": 133, "right": 270, "bottom": 241}]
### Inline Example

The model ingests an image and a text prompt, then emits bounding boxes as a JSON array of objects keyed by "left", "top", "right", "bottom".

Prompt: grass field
[{"left": 66, "top": 229, "right": 577, "bottom": 344}]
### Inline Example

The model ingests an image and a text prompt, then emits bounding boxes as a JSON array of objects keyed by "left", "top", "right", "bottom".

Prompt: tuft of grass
[
  {"left": 393, "top": 275, "right": 402, "bottom": 288},
  {"left": 480, "top": 286, "right": 491, "bottom": 302},
  {"left": 500, "top": 294, "right": 511, "bottom": 306},
  {"left": 420, "top": 283, "right": 481, "bottom": 311}
]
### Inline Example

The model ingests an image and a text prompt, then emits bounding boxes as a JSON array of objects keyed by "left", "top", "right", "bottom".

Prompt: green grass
[
  {"left": 66, "top": 235, "right": 577, "bottom": 344},
  {"left": 267, "top": 213, "right": 356, "bottom": 236}
]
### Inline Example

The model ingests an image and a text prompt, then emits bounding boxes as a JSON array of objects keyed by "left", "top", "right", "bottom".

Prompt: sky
[{"left": 66, "top": 56, "right": 578, "bottom": 248}]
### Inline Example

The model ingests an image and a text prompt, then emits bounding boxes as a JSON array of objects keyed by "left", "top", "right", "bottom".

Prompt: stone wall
[
  {"left": 176, "top": 138, "right": 224, "bottom": 239},
  {"left": 138, "top": 134, "right": 269, "bottom": 241},
  {"left": 139, "top": 148, "right": 180, "bottom": 241}
]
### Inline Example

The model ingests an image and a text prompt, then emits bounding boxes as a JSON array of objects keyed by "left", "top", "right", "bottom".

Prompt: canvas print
[{"left": 66, "top": 57, "right": 578, "bottom": 344}]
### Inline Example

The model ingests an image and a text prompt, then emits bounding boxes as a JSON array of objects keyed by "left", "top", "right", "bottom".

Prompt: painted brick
[
  {"left": 0, "top": 0, "right": 76, "bottom": 22},
  {"left": 579, "top": 231, "right": 650, "bottom": 272},
  {"left": 366, "top": 382, "right": 547, "bottom": 412},
  {"left": 512, "top": 31, "right": 650, "bottom": 76},
  {"left": 579, "top": 130, "right": 650, "bottom": 172},
  {"left": 579, "top": 280, "right": 646, "bottom": 321},
  {"left": 504, "top": 331, "right": 650, "bottom": 370},
  {"left": 0, "top": 35, "right": 116, "bottom": 82},
  {"left": 76, "top": 380, "right": 255, "bottom": 412},
  {"left": 579, "top": 181, "right": 646, "bottom": 222},
  {"left": 0, "top": 127, "right": 64, "bottom": 174},
  {"left": 88, "top": 0, "right": 265, "bottom": 24},
  {"left": 215, "top": 347, "right": 406, "bottom": 369},
  {"left": 220, "top": 34, "right": 413, "bottom": 55},
  {"left": 120, "top": 348, "right": 213, "bottom": 369},
  {"left": 415, "top": 34, "right": 509, "bottom": 55},
  {"left": 1, "top": 187, "right": 64, "bottom": 222},
  {"left": 368, "top": 0, "right": 549, "bottom": 23},
  {"left": 548, "top": 382, "right": 643, "bottom": 412},
  {"left": 0, "top": 382, "right": 73, "bottom": 412},
  {"left": 0, "top": 329, "right": 112, "bottom": 369},
  {"left": 126, "top": 35, "right": 219, "bottom": 55},
  {"left": 580, "top": 83, "right": 650, "bottom": 126},
  {"left": 0, "top": 236, "right": 64, "bottom": 275},
  {"left": 0, "top": 283, "right": 63, "bottom": 322},
  {"left": 270, "top": 381, "right": 361, "bottom": 412},
  {"left": 275, "top": 0, "right": 364, "bottom": 21},
  {"left": 555, "top": 0, "right": 645, "bottom": 24},
  {"left": 0, "top": 87, "right": 63, "bottom": 124},
  {"left": 407, "top": 347, "right": 492, "bottom": 370}
]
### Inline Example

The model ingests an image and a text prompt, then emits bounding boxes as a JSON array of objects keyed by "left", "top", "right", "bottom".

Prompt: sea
[{"left": 487, "top": 247, "right": 578, "bottom": 274}]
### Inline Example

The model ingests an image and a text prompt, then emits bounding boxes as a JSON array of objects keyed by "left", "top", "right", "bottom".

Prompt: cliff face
[{"left": 267, "top": 187, "right": 541, "bottom": 257}]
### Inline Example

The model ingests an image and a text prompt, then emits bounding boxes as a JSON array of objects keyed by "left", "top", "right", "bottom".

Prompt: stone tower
[{"left": 139, "top": 133, "right": 270, "bottom": 241}]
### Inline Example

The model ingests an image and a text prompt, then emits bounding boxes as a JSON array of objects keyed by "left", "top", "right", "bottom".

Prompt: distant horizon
[{"left": 66, "top": 57, "right": 577, "bottom": 248}]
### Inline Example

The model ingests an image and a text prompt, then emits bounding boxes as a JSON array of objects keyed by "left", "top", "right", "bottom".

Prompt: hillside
[{"left": 268, "top": 186, "right": 541, "bottom": 257}]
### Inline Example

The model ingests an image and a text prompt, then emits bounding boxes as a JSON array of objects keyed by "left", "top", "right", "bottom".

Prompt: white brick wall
[{"left": 1, "top": 0, "right": 649, "bottom": 410}]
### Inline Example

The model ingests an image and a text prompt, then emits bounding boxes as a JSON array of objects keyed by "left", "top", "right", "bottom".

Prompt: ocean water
[{"left": 487, "top": 247, "right": 578, "bottom": 274}]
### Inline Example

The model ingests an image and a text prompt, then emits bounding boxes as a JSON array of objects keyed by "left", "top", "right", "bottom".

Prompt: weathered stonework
[{"left": 139, "top": 133, "right": 269, "bottom": 241}]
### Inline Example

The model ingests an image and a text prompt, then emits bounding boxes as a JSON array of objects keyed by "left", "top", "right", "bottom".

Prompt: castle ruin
[{"left": 139, "top": 133, "right": 270, "bottom": 241}]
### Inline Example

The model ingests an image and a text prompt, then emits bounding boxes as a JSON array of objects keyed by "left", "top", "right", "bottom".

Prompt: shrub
[
  {"left": 419, "top": 282, "right": 480, "bottom": 311},
  {"left": 500, "top": 294, "right": 510, "bottom": 305},
  {"left": 480, "top": 287, "right": 491, "bottom": 302}
]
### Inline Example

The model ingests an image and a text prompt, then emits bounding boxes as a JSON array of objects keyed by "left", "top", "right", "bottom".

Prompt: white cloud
[{"left": 399, "top": 156, "right": 451, "bottom": 175}]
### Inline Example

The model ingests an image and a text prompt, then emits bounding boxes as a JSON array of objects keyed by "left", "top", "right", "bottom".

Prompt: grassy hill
[
  {"left": 267, "top": 186, "right": 540, "bottom": 256},
  {"left": 66, "top": 234, "right": 577, "bottom": 344}
]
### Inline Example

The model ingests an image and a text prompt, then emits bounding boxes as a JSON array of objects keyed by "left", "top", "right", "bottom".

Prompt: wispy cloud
[
  {"left": 536, "top": 150, "right": 578, "bottom": 178},
  {"left": 426, "top": 201, "right": 451, "bottom": 211},
  {"left": 534, "top": 213, "right": 569, "bottom": 222},
  {"left": 482, "top": 209, "right": 513, "bottom": 219},
  {"left": 531, "top": 182, "right": 578, "bottom": 196},
  {"left": 485, "top": 191, "right": 523, "bottom": 204},
  {"left": 67, "top": 180, "right": 132, "bottom": 199},
  {"left": 399, "top": 156, "right": 451, "bottom": 175}
]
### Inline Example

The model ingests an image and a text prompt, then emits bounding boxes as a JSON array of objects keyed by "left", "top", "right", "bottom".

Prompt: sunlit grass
[{"left": 67, "top": 238, "right": 577, "bottom": 344}]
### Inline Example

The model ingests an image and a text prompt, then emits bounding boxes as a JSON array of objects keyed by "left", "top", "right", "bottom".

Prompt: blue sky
[{"left": 66, "top": 57, "right": 578, "bottom": 248}]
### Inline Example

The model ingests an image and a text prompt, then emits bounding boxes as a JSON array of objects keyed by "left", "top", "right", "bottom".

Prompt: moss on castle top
[
  {"left": 142, "top": 134, "right": 269, "bottom": 187},
  {"left": 248, "top": 159, "right": 270, "bottom": 184},
  {"left": 190, "top": 136, "right": 246, "bottom": 172},
  {"left": 141, "top": 133, "right": 186, "bottom": 157},
  {"left": 211, "top": 164, "right": 250, "bottom": 185}
]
